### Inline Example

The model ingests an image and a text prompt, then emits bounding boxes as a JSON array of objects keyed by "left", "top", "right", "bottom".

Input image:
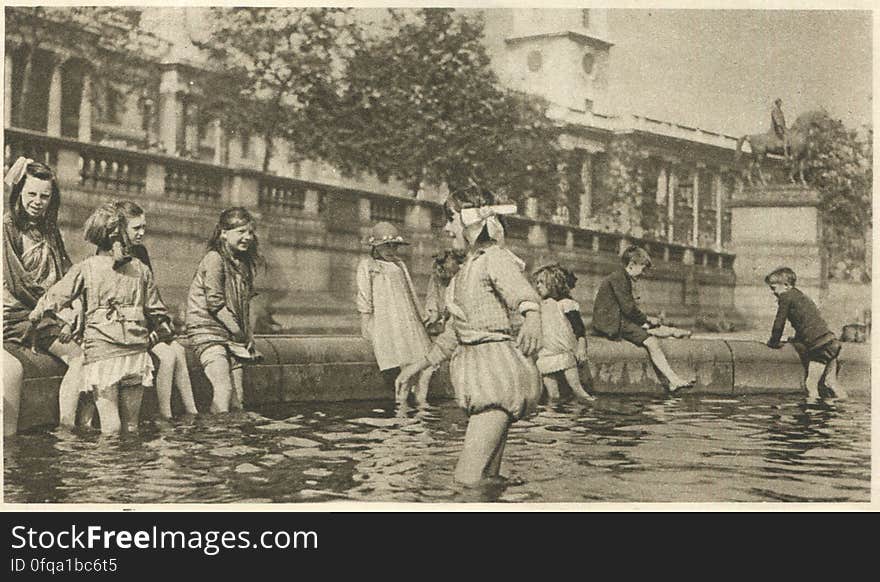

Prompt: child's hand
[
  {"left": 57, "top": 323, "right": 74, "bottom": 344},
  {"left": 647, "top": 316, "right": 662, "bottom": 328},
  {"left": 395, "top": 363, "right": 421, "bottom": 396},
  {"left": 517, "top": 311, "right": 542, "bottom": 357},
  {"left": 575, "top": 339, "right": 588, "bottom": 363}
]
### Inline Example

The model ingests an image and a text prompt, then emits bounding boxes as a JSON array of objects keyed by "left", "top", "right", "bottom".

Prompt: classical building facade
[{"left": 4, "top": 7, "right": 765, "bottom": 332}]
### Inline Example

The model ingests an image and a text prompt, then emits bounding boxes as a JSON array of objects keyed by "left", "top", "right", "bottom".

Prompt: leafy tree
[
  {"left": 194, "top": 7, "right": 359, "bottom": 172},
  {"left": 311, "top": 8, "right": 562, "bottom": 204},
  {"left": 586, "top": 135, "right": 646, "bottom": 236},
  {"left": 802, "top": 113, "right": 872, "bottom": 277},
  {"left": 5, "top": 7, "right": 162, "bottom": 129}
]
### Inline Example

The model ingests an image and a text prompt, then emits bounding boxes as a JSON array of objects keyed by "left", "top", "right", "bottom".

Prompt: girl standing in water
[
  {"left": 28, "top": 202, "right": 170, "bottom": 433},
  {"left": 357, "top": 221, "right": 434, "bottom": 404},
  {"left": 396, "top": 187, "right": 543, "bottom": 486},
  {"left": 186, "top": 207, "right": 262, "bottom": 413}
]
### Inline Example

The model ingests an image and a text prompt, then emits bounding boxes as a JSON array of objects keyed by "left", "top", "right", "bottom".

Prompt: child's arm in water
[
  {"left": 355, "top": 259, "right": 374, "bottom": 341},
  {"left": 202, "top": 252, "right": 243, "bottom": 339},
  {"left": 767, "top": 294, "right": 790, "bottom": 348}
]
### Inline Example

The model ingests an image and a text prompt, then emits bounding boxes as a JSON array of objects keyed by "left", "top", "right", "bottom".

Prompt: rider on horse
[{"left": 771, "top": 98, "right": 790, "bottom": 159}]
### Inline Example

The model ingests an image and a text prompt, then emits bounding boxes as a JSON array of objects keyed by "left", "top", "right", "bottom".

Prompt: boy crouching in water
[
  {"left": 765, "top": 267, "right": 846, "bottom": 402},
  {"left": 592, "top": 245, "right": 694, "bottom": 393}
]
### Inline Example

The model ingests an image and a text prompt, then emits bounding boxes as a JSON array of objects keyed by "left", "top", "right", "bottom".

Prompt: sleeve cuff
[{"left": 518, "top": 301, "right": 540, "bottom": 315}]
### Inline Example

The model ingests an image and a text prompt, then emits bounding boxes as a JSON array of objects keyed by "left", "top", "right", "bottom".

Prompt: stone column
[
  {"left": 714, "top": 172, "right": 723, "bottom": 248},
  {"left": 666, "top": 167, "right": 676, "bottom": 243},
  {"left": 579, "top": 153, "right": 593, "bottom": 227},
  {"left": 730, "top": 186, "right": 824, "bottom": 327},
  {"left": 4, "top": 53, "right": 13, "bottom": 128},
  {"left": 525, "top": 196, "right": 539, "bottom": 219},
  {"left": 212, "top": 119, "right": 224, "bottom": 165},
  {"left": 47, "top": 59, "right": 63, "bottom": 137},
  {"left": 77, "top": 72, "right": 92, "bottom": 142},
  {"left": 159, "top": 67, "right": 184, "bottom": 155},
  {"left": 183, "top": 99, "right": 200, "bottom": 157},
  {"left": 692, "top": 167, "right": 701, "bottom": 246}
]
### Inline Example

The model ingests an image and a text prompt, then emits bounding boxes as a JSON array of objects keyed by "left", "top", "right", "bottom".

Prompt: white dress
[
  {"left": 536, "top": 298, "right": 580, "bottom": 374},
  {"left": 356, "top": 256, "right": 432, "bottom": 371}
]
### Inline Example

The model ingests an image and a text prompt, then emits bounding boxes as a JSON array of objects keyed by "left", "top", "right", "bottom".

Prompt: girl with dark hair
[
  {"left": 27, "top": 201, "right": 171, "bottom": 434},
  {"left": 185, "top": 207, "right": 262, "bottom": 413},
  {"left": 396, "top": 185, "right": 543, "bottom": 486},
  {"left": 2, "top": 158, "right": 84, "bottom": 435},
  {"left": 532, "top": 263, "right": 594, "bottom": 402}
]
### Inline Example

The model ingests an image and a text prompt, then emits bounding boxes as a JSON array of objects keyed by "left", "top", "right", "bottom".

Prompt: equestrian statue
[{"left": 735, "top": 99, "right": 825, "bottom": 186}]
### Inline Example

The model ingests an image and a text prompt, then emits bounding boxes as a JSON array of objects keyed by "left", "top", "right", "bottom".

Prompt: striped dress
[{"left": 426, "top": 245, "right": 541, "bottom": 421}]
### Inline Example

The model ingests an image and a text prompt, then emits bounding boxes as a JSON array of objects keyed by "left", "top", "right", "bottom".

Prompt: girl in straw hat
[
  {"left": 395, "top": 186, "right": 543, "bottom": 486},
  {"left": 357, "top": 221, "right": 434, "bottom": 403}
]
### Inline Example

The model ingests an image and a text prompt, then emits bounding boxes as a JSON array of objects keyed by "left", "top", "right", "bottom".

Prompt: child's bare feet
[
  {"left": 668, "top": 379, "right": 695, "bottom": 393},
  {"left": 572, "top": 390, "right": 596, "bottom": 403}
]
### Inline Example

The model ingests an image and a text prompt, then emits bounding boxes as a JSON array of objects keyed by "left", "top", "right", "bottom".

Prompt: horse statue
[{"left": 735, "top": 109, "right": 827, "bottom": 186}]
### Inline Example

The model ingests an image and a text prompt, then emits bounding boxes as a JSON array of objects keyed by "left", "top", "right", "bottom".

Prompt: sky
[{"left": 603, "top": 9, "right": 872, "bottom": 136}]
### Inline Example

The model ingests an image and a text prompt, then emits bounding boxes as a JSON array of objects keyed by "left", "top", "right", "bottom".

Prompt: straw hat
[{"left": 366, "top": 221, "right": 409, "bottom": 247}]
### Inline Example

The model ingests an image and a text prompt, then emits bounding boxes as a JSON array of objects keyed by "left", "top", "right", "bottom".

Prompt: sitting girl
[
  {"left": 2, "top": 158, "right": 84, "bottom": 433},
  {"left": 532, "top": 263, "right": 595, "bottom": 403},
  {"left": 119, "top": 201, "right": 199, "bottom": 419},
  {"left": 28, "top": 202, "right": 170, "bottom": 434},
  {"left": 186, "top": 207, "right": 262, "bottom": 413},
  {"left": 396, "top": 186, "right": 543, "bottom": 486}
]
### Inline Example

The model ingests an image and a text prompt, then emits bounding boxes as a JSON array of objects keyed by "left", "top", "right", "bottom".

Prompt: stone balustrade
[{"left": 4, "top": 126, "right": 739, "bottom": 333}]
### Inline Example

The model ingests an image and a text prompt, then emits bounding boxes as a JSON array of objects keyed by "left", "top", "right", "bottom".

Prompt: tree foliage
[
  {"left": 194, "top": 7, "right": 359, "bottom": 171},
  {"left": 310, "top": 8, "right": 562, "bottom": 202},
  {"left": 586, "top": 135, "right": 647, "bottom": 236},
  {"left": 5, "top": 7, "right": 162, "bottom": 128},
  {"left": 801, "top": 113, "right": 872, "bottom": 277}
]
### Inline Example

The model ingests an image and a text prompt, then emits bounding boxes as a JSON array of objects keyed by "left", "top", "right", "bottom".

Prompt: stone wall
[{"left": 6, "top": 127, "right": 740, "bottom": 334}]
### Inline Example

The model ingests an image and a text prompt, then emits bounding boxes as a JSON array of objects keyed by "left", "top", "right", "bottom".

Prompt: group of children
[
  {"left": 6, "top": 157, "right": 261, "bottom": 434},
  {"left": 5, "top": 157, "right": 847, "bottom": 487},
  {"left": 357, "top": 217, "right": 697, "bottom": 408},
  {"left": 360, "top": 184, "right": 847, "bottom": 485}
]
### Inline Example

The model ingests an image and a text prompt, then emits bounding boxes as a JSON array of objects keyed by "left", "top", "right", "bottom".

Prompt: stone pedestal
[{"left": 729, "top": 185, "right": 824, "bottom": 327}]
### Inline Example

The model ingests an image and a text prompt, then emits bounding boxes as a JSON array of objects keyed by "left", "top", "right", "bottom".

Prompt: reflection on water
[{"left": 4, "top": 395, "right": 870, "bottom": 503}]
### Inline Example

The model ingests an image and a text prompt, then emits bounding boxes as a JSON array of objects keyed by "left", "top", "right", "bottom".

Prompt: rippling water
[{"left": 3, "top": 394, "right": 870, "bottom": 503}]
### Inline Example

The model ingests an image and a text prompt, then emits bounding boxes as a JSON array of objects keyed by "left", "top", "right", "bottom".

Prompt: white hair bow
[
  {"left": 459, "top": 204, "right": 517, "bottom": 244},
  {"left": 4, "top": 157, "right": 34, "bottom": 187}
]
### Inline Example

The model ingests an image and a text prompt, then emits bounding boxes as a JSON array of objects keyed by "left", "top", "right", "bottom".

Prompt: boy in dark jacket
[
  {"left": 593, "top": 245, "right": 693, "bottom": 392},
  {"left": 765, "top": 267, "right": 845, "bottom": 401}
]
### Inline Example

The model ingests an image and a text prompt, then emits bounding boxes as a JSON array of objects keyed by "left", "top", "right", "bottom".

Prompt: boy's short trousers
[
  {"left": 198, "top": 344, "right": 244, "bottom": 371},
  {"left": 592, "top": 321, "right": 650, "bottom": 346},
  {"left": 793, "top": 338, "right": 842, "bottom": 365}
]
